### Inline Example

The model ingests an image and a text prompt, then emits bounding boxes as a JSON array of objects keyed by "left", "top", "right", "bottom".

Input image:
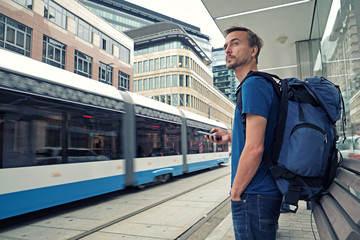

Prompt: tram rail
[{"left": 69, "top": 171, "right": 230, "bottom": 240}]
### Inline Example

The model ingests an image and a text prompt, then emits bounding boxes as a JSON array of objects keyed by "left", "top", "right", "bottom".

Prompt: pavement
[{"left": 199, "top": 200, "right": 319, "bottom": 240}]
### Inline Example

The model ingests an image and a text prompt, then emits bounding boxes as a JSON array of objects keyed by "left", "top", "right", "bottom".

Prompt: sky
[{"left": 125, "top": 0, "right": 225, "bottom": 49}]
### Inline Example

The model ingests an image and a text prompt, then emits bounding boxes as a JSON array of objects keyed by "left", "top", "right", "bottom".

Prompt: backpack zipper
[{"left": 290, "top": 123, "right": 327, "bottom": 144}]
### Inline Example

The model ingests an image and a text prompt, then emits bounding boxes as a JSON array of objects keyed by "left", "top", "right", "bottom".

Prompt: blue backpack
[{"left": 236, "top": 71, "right": 345, "bottom": 213}]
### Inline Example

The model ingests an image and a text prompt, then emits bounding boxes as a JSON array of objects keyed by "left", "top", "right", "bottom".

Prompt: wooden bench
[{"left": 313, "top": 159, "right": 360, "bottom": 240}]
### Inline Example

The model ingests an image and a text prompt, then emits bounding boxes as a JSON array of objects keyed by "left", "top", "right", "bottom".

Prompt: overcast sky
[{"left": 125, "top": 0, "right": 225, "bottom": 48}]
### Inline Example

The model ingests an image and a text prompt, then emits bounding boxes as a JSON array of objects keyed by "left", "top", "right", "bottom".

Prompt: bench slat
[
  {"left": 313, "top": 204, "right": 336, "bottom": 240},
  {"left": 335, "top": 168, "right": 360, "bottom": 194},
  {"left": 320, "top": 195, "right": 360, "bottom": 240},
  {"left": 341, "top": 159, "right": 360, "bottom": 174},
  {"left": 329, "top": 183, "right": 360, "bottom": 225}
]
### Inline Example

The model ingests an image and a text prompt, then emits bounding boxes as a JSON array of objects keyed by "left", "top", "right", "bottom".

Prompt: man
[{"left": 207, "top": 27, "right": 281, "bottom": 239}]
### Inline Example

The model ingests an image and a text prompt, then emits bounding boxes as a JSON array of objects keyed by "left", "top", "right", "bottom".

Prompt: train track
[
  {"left": 175, "top": 196, "right": 231, "bottom": 240},
  {"left": 67, "top": 170, "right": 231, "bottom": 240}
]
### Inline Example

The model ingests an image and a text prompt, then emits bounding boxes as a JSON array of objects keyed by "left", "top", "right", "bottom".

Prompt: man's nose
[{"left": 224, "top": 45, "right": 231, "bottom": 54}]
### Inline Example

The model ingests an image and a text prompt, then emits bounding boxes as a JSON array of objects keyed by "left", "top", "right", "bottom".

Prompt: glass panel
[
  {"left": 15, "top": 31, "right": 24, "bottom": 47},
  {"left": 54, "top": 48, "right": 61, "bottom": 61},
  {"left": 6, "top": 27, "right": 15, "bottom": 43},
  {"left": 187, "top": 127, "right": 214, "bottom": 154},
  {"left": 0, "top": 22, "right": 4, "bottom": 41},
  {"left": 310, "top": 0, "right": 360, "bottom": 164},
  {"left": 135, "top": 117, "right": 181, "bottom": 158},
  {"left": 47, "top": 44, "right": 54, "bottom": 59},
  {"left": 172, "top": 74, "right": 177, "bottom": 87}
]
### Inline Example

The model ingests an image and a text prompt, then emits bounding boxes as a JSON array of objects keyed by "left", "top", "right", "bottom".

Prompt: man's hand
[{"left": 204, "top": 128, "right": 232, "bottom": 144}]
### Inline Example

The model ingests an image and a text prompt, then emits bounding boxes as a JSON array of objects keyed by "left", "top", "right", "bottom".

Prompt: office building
[
  {"left": 1, "top": 0, "right": 133, "bottom": 90},
  {"left": 79, "top": 0, "right": 212, "bottom": 63},
  {"left": 212, "top": 48, "right": 238, "bottom": 103},
  {"left": 79, "top": 0, "right": 235, "bottom": 128},
  {"left": 126, "top": 22, "right": 234, "bottom": 128}
]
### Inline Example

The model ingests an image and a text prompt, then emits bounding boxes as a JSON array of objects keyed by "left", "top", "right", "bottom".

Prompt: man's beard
[{"left": 226, "top": 55, "right": 250, "bottom": 70}]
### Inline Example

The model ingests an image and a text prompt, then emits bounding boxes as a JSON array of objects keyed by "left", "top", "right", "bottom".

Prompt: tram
[{"left": 0, "top": 49, "right": 229, "bottom": 220}]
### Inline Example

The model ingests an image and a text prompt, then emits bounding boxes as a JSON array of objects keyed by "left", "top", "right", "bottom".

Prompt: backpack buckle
[{"left": 281, "top": 196, "right": 299, "bottom": 213}]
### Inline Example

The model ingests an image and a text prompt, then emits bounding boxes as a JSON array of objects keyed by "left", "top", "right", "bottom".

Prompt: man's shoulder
[{"left": 242, "top": 75, "right": 273, "bottom": 91}]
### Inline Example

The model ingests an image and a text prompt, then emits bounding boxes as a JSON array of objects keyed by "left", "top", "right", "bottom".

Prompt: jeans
[{"left": 231, "top": 194, "right": 282, "bottom": 240}]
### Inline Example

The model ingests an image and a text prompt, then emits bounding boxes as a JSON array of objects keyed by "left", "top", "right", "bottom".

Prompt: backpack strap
[{"left": 235, "top": 71, "right": 281, "bottom": 138}]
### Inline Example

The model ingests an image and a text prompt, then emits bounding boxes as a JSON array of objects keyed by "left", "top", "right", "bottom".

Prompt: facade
[
  {"left": 126, "top": 22, "right": 235, "bottom": 128},
  {"left": 1, "top": 0, "right": 133, "bottom": 90},
  {"left": 212, "top": 48, "right": 238, "bottom": 103},
  {"left": 79, "top": 0, "right": 212, "bottom": 63}
]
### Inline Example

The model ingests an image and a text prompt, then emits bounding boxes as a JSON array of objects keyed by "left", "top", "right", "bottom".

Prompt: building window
[
  {"left": 0, "top": 14, "right": 32, "bottom": 57},
  {"left": 74, "top": 50, "right": 92, "bottom": 78},
  {"left": 172, "top": 74, "right": 178, "bottom": 87},
  {"left": 13, "top": 0, "right": 33, "bottom": 9},
  {"left": 134, "top": 80, "right": 138, "bottom": 92},
  {"left": 138, "top": 61, "right": 143, "bottom": 73},
  {"left": 160, "top": 57, "right": 165, "bottom": 69},
  {"left": 134, "top": 62, "right": 137, "bottom": 74},
  {"left": 186, "top": 75, "right": 191, "bottom": 87},
  {"left": 172, "top": 94, "right": 178, "bottom": 106},
  {"left": 166, "top": 56, "right": 170, "bottom": 68},
  {"left": 186, "top": 94, "right": 190, "bottom": 107},
  {"left": 100, "top": 33, "right": 112, "bottom": 55},
  {"left": 149, "top": 77, "right": 153, "bottom": 90},
  {"left": 118, "top": 71, "right": 130, "bottom": 90},
  {"left": 102, "top": 39, "right": 107, "bottom": 50},
  {"left": 179, "top": 75, "right": 184, "bottom": 86},
  {"left": 99, "top": 62, "right": 113, "bottom": 85},
  {"left": 42, "top": 35, "right": 66, "bottom": 69},
  {"left": 180, "top": 94, "right": 184, "bottom": 106},
  {"left": 155, "top": 58, "right": 160, "bottom": 70},
  {"left": 44, "top": 0, "right": 67, "bottom": 29},
  {"left": 185, "top": 56, "right": 189, "bottom": 68},
  {"left": 118, "top": 43, "right": 130, "bottom": 64},
  {"left": 179, "top": 55, "right": 184, "bottom": 67},
  {"left": 160, "top": 95, "right": 165, "bottom": 103},
  {"left": 166, "top": 75, "right": 171, "bottom": 87},
  {"left": 166, "top": 95, "right": 171, "bottom": 105},
  {"left": 76, "top": 18, "right": 92, "bottom": 43},
  {"left": 172, "top": 55, "right": 177, "bottom": 67},
  {"left": 155, "top": 77, "right": 159, "bottom": 89},
  {"left": 149, "top": 59, "right": 154, "bottom": 71},
  {"left": 144, "top": 78, "right": 148, "bottom": 90},
  {"left": 138, "top": 79, "right": 143, "bottom": 91},
  {"left": 161, "top": 76, "right": 165, "bottom": 88},
  {"left": 144, "top": 60, "right": 148, "bottom": 72}
]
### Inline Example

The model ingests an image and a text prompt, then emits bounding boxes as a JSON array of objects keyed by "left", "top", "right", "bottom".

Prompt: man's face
[{"left": 224, "top": 31, "right": 256, "bottom": 70}]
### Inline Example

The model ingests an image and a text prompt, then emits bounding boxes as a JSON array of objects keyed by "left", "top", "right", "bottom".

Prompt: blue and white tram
[{"left": 0, "top": 49, "right": 229, "bottom": 220}]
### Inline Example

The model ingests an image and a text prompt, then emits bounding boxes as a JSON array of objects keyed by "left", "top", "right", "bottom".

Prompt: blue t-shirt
[{"left": 231, "top": 75, "right": 280, "bottom": 195}]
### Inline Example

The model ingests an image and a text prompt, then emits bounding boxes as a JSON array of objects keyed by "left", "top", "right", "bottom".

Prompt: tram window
[
  {"left": 216, "top": 142, "right": 229, "bottom": 153},
  {"left": 187, "top": 127, "right": 215, "bottom": 154},
  {"left": 135, "top": 117, "right": 181, "bottom": 158},
  {"left": 67, "top": 111, "right": 122, "bottom": 161},
  {"left": 0, "top": 90, "right": 123, "bottom": 168},
  {"left": 0, "top": 91, "right": 63, "bottom": 168}
]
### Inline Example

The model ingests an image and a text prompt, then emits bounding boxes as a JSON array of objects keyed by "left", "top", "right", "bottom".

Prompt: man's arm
[{"left": 231, "top": 113, "right": 267, "bottom": 201}]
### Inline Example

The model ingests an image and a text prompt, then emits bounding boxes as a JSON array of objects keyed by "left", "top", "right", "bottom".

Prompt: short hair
[{"left": 224, "top": 26, "right": 263, "bottom": 63}]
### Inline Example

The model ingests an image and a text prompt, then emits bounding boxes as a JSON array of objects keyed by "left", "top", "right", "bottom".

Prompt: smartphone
[{"left": 196, "top": 130, "right": 215, "bottom": 136}]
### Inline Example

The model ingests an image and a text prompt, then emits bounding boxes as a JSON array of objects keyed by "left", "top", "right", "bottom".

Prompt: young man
[{"left": 207, "top": 27, "right": 282, "bottom": 239}]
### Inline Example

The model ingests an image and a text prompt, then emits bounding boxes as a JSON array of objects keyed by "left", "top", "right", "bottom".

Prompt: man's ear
[{"left": 251, "top": 46, "right": 258, "bottom": 57}]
